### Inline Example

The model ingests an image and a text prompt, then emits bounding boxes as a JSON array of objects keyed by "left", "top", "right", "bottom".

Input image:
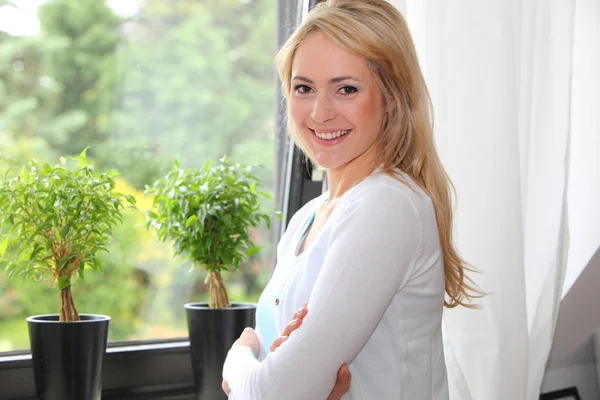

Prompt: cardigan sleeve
[{"left": 223, "top": 186, "right": 423, "bottom": 400}]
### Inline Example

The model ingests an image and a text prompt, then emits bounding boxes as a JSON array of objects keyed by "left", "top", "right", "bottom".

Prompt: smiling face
[{"left": 288, "top": 32, "right": 388, "bottom": 170}]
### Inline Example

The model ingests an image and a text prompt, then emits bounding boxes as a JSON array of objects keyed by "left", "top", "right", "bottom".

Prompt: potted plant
[
  {"left": 0, "top": 149, "right": 136, "bottom": 400},
  {"left": 145, "top": 157, "right": 272, "bottom": 399}
]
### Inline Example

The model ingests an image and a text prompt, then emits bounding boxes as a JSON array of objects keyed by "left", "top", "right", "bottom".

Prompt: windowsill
[
  {"left": 0, "top": 340, "right": 197, "bottom": 399},
  {"left": 0, "top": 339, "right": 190, "bottom": 363}
]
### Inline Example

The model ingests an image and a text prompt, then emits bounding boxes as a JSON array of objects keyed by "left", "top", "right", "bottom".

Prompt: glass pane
[{"left": 0, "top": 0, "right": 275, "bottom": 351}]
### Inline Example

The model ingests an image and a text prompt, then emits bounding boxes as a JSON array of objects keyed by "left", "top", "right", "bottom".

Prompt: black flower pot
[
  {"left": 27, "top": 314, "right": 110, "bottom": 400},
  {"left": 185, "top": 302, "right": 256, "bottom": 400}
]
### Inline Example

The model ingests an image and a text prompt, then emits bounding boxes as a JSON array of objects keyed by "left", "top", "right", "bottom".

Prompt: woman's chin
[
  {"left": 310, "top": 155, "right": 347, "bottom": 171},
  {"left": 304, "top": 145, "right": 356, "bottom": 170}
]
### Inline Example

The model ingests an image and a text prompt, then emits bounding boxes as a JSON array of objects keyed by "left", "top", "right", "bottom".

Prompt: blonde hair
[{"left": 275, "top": 0, "right": 481, "bottom": 308}]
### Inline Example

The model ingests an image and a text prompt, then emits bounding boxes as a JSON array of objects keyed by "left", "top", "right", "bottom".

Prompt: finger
[
  {"left": 292, "top": 305, "right": 308, "bottom": 320},
  {"left": 326, "top": 364, "right": 351, "bottom": 400},
  {"left": 222, "top": 380, "right": 231, "bottom": 396},
  {"left": 328, "top": 365, "right": 351, "bottom": 400},
  {"left": 269, "top": 335, "right": 288, "bottom": 352},
  {"left": 271, "top": 304, "right": 308, "bottom": 352},
  {"left": 283, "top": 303, "right": 308, "bottom": 336},
  {"left": 280, "top": 317, "right": 303, "bottom": 338}
]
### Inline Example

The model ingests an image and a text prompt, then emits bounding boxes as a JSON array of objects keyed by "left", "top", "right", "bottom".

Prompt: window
[
  {"left": 0, "top": 0, "right": 276, "bottom": 352},
  {"left": 0, "top": 0, "right": 312, "bottom": 397}
]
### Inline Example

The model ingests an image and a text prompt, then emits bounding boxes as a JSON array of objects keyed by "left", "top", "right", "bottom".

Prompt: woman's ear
[
  {"left": 386, "top": 99, "right": 397, "bottom": 113},
  {"left": 385, "top": 94, "right": 397, "bottom": 112}
]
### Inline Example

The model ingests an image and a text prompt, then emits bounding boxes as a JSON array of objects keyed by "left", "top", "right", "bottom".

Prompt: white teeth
[{"left": 314, "top": 130, "right": 350, "bottom": 140}]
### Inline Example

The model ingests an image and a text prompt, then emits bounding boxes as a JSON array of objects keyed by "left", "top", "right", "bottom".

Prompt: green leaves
[
  {"left": 0, "top": 237, "right": 8, "bottom": 258},
  {"left": 0, "top": 152, "right": 136, "bottom": 295},
  {"left": 125, "top": 195, "right": 136, "bottom": 206},
  {"left": 58, "top": 275, "right": 71, "bottom": 291},
  {"left": 60, "top": 220, "right": 75, "bottom": 238},
  {"left": 185, "top": 215, "right": 197, "bottom": 227},
  {"left": 244, "top": 246, "right": 261, "bottom": 257},
  {"left": 145, "top": 157, "right": 272, "bottom": 274}
]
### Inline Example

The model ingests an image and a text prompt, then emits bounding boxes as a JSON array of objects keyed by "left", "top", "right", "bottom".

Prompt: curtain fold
[
  {"left": 386, "top": 0, "right": 599, "bottom": 398},
  {"left": 519, "top": 2, "right": 574, "bottom": 399}
]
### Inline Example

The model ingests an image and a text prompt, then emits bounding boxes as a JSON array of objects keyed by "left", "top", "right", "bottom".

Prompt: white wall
[
  {"left": 542, "top": 364, "right": 599, "bottom": 400},
  {"left": 544, "top": 247, "right": 600, "bottom": 399},
  {"left": 562, "top": 0, "right": 600, "bottom": 299}
]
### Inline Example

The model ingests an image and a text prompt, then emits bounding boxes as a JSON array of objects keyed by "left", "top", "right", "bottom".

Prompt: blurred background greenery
[{"left": 0, "top": 0, "right": 276, "bottom": 351}]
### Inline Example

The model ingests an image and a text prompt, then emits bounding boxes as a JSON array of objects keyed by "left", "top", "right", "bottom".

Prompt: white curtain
[{"left": 385, "top": 0, "right": 600, "bottom": 399}]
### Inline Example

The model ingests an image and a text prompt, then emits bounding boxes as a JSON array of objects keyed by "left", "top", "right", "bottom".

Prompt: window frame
[{"left": 280, "top": 0, "right": 328, "bottom": 230}]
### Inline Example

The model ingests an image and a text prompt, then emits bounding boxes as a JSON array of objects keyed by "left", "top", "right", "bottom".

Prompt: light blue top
[{"left": 255, "top": 205, "right": 317, "bottom": 354}]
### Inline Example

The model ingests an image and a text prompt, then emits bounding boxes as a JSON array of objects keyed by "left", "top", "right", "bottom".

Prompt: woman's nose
[{"left": 310, "top": 93, "right": 336, "bottom": 124}]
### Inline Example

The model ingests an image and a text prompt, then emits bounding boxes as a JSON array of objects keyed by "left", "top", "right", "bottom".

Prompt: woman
[{"left": 222, "top": 0, "right": 479, "bottom": 398}]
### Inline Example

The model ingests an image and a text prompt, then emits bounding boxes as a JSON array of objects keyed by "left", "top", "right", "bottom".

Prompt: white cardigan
[{"left": 223, "top": 172, "right": 449, "bottom": 399}]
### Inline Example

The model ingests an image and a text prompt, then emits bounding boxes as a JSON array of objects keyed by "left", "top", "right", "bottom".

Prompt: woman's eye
[
  {"left": 339, "top": 86, "right": 358, "bottom": 95},
  {"left": 293, "top": 84, "right": 312, "bottom": 94}
]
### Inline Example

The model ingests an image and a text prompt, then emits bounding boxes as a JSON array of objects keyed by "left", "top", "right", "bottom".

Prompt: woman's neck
[{"left": 325, "top": 153, "right": 379, "bottom": 202}]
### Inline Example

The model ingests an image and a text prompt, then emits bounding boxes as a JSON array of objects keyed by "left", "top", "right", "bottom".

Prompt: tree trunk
[
  {"left": 59, "top": 288, "right": 80, "bottom": 322},
  {"left": 208, "top": 270, "right": 230, "bottom": 309}
]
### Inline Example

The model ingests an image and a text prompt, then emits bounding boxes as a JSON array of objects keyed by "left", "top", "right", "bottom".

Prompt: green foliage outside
[{"left": 0, "top": 0, "right": 276, "bottom": 350}]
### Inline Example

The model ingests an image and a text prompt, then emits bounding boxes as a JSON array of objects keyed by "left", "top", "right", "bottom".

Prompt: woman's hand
[
  {"left": 269, "top": 301, "right": 309, "bottom": 352},
  {"left": 223, "top": 303, "right": 352, "bottom": 398},
  {"left": 271, "top": 303, "right": 352, "bottom": 400},
  {"left": 223, "top": 327, "right": 261, "bottom": 396},
  {"left": 232, "top": 327, "right": 261, "bottom": 357},
  {"left": 327, "top": 365, "right": 352, "bottom": 400}
]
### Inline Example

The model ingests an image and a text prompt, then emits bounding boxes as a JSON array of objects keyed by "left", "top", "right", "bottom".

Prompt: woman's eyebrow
[{"left": 291, "top": 75, "right": 361, "bottom": 84}]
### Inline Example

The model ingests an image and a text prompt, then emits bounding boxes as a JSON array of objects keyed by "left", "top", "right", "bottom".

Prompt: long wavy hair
[{"left": 275, "top": 0, "right": 481, "bottom": 308}]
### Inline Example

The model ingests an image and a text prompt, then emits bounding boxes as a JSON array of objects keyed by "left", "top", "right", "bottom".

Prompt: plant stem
[
  {"left": 208, "top": 270, "right": 230, "bottom": 308},
  {"left": 59, "top": 288, "right": 80, "bottom": 322}
]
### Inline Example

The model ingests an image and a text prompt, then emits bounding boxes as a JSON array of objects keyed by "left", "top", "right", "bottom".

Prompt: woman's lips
[{"left": 309, "top": 129, "right": 352, "bottom": 145}]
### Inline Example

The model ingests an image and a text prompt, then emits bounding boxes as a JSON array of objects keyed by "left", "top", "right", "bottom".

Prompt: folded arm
[{"left": 223, "top": 188, "right": 423, "bottom": 400}]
